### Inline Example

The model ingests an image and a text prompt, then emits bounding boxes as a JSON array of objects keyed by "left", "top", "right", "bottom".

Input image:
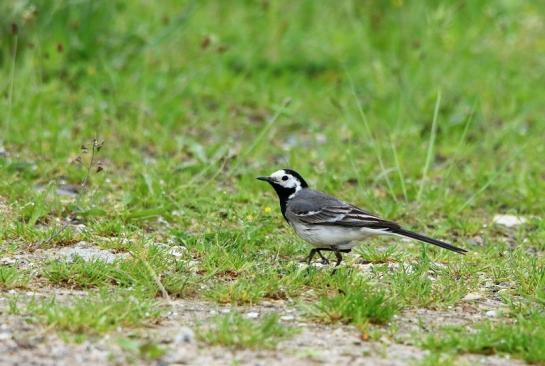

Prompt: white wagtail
[{"left": 257, "top": 169, "right": 467, "bottom": 269}]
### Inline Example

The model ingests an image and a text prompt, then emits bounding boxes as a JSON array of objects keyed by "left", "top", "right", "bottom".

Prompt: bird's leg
[
  {"left": 331, "top": 249, "right": 351, "bottom": 274},
  {"left": 316, "top": 249, "right": 329, "bottom": 265},
  {"left": 334, "top": 250, "right": 343, "bottom": 267},
  {"left": 330, "top": 250, "right": 343, "bottom": 275},
  {"left": 304, "top": 248, "right": 318, "bottom": 264}
]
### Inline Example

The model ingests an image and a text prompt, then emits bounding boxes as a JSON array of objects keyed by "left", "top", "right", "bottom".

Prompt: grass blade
[
  {"left": 346, "top": 71, "right": 398, "bottom": 202},
  {"left": 417, "top": 90, "right": 441, "bottom": 201}
]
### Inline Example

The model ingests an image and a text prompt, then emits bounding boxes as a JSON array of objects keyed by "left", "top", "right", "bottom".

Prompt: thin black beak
[{"left": 256, "top": 176, "right": 273, "bottom": 183}]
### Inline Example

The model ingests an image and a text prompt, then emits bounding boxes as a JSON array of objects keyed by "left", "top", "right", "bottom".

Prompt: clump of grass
[
  {"left": 385, "top": 259, "right": 470, "bottom": 308},
  {"left": 197, "top": 312, "right": 296, "bottom": 349},
  {"left": 44, "top": 257, "right": 115, "bottom": 288},
  {"left": 510, "top": 254, "right": 545, "bottom": 299},
  {"left": 387, "top": 262, "right": 433, "bottom": 306},
  {"left": 205, "top": 267, "right": 305, "bottom": 304},
  {"left": 422, "top": 312, "right": 545, "bottom": 363},
  {"left": 307, "top": 280, "right": 398, "bottom": 326},
  {"left": 355, "top": 245, "right": 400, "bottom": 264},
  {"left": 6, "top": 222, "right": 80, "bottom": 250},
  {"left": 42, "top": 246, "right": 195, "bottom": 298},
  {"left": 0, "top": 265, "right": 29, "bottom": 289},
  {"left": 26, "top": 290, "right": 161, "bottom": 336},
  {"left": 417, "top": 352, "right": 458, "bottom": 366},
  {"left": 117, "top": 337, "right": 167, "bottom": 361},
  {"left": 206, "top": 279, "right": 269, "bottom": 305}
]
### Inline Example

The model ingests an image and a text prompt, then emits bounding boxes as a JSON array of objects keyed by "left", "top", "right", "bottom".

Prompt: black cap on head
[{"left": 282, "top": 168, "right": 308, "bottom": 188}]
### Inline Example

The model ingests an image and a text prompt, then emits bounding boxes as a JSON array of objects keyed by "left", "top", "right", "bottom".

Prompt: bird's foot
[{"left": 317, "top": 251, "right": 330, "bottom": 265}]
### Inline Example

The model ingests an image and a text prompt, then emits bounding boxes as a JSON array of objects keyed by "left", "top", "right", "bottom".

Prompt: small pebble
[
  {"left": 463, "top": 292, "right": 482, "bottom": 301},
  {"left": 246, "top": 311, "right": 259, "bottom": 319},
  {"left": 168, "top": 247, "right": 186, "bottom": 258},
  {"left": 493, "top": 214, "right": 527, "bottom": 227},
  {"left": 174, "top": 327, "right": 195, "bottom": 344},
  {"left": 485, "top": 310, "right": 497, "bottom": 318}
]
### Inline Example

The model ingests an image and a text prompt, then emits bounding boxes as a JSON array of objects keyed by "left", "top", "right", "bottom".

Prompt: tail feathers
[{"left": 393, "top": 228, "right": 467, "bottom": 254}]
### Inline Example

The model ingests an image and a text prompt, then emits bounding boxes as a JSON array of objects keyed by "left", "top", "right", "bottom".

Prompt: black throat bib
[{"left": 269, "top": 184, "right": 297, "bottom": 220}]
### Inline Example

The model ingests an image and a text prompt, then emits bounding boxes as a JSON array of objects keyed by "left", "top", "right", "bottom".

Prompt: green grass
[
  {"left": 417, "top": 352, "right": 458, "bottom": 366},
  {"left": 43, "top": 245, "right": 195, "bottom": 297},
  {"left": 307, "top": 279, "right": 398, "bottom": 327},
  {"left": 116, "top": 337, "right": 167, "bottom": 361},
  {"left": 197, "top": 311, "right": 296, "bottom": 349},
  {"left": 1, "top": 0, "right": 545, "bottom": 360},
  {"left": 44, "top": 257, "right": 117, "bottom": 288},
  {"left": 355, "top": 244, "right": 401, "bottom": 264},
  {"left": 0, "top": 265, "right": 29, "bottom": 289},
  {"left": 24, "top": 290, "right": 161, "bottom": 337},
  {"left": 422, "top": 312, "right": 545, "bottom": 363}
]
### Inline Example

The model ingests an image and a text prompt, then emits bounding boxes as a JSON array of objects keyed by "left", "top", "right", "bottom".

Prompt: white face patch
[{"left": 269, "top": 169, "right": 302, "bottom": 192}]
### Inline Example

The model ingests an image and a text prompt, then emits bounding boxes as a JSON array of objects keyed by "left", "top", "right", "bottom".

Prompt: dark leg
[
  {"left": 304, "top": 248, "right": 318, "bottom": 264},
  {"left": 334, "top": 250, "right": 343, "bottom": 267},
  {"left": 331, "top": 249, "right": 351, "bottom": 274},
  {"left": 331, "top": 251, "right": 342, "bottom": 275},
  {"left": 306, "top": 248, "right": 350, "bottom": 269},
  {"left": 304, "top": 248, "right": 330, "bottom": 265},
  {"left": 316, "top": 250, "right": 329, "bottom": 265}
]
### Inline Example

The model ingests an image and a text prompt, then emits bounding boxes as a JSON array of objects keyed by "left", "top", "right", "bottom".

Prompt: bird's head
[{"left": 257, "top": 169, "right": 308, "bottom": 199}]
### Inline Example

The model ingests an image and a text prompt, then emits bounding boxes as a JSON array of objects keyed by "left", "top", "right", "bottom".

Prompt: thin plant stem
[
  {"left": 6, "top": 32, "right": 18, "bottom": 134},
  {"left": 32, "top": 139, "right": 101, "bottom": 249},
  {"left": 417, "top": 90, "right": 441, "bottom": 201},
  {"left": 390, "top": 137, "right": 408, "bottom": 202},
  {"left": 346, "top": 71, "right": 398, "bottom": 202}
]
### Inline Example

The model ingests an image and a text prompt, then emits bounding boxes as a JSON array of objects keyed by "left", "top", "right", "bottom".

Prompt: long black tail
[{"left": 393, "top": 228, "right": 467, "bottom": 254}]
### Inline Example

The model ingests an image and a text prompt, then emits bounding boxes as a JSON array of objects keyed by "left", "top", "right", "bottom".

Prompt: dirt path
[{"left": 0, "top": 289, "right": 526, "bottom": 366}]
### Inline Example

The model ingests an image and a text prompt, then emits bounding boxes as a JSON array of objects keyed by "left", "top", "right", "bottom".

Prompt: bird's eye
[{"left": 281, "top": 175, "right": 288, "bottom": 181}]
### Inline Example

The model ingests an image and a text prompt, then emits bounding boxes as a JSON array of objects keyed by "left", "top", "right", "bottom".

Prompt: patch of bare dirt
[{"left": 0, "top": 241, "right": 129, "bottom": 270}]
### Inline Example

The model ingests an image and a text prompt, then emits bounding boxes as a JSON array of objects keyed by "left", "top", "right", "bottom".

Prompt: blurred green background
[{"left": 0, "top": 0, "right": 544, "bottom": 240}]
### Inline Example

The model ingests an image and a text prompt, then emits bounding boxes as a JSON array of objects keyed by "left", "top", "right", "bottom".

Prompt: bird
[{"left": 257, "top": 168, "right": 467, "bottom": 270}]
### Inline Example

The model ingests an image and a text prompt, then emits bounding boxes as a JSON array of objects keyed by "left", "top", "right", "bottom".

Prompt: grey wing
[{"left": 287, "top": 193, "right": 400, "bottom": 230}]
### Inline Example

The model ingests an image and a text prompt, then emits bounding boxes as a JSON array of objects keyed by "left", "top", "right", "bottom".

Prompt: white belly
[{"left": 291, "top": 222, "right": 392, "bottom": 249}]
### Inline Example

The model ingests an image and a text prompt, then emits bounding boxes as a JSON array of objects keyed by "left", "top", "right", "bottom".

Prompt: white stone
[
  {"left": 168, "top": 246, "right": 186, "bottom": 258},
  {"left": 462, "top": 292, "right": 482, "bottom": 301},
  {"left": 245, "top": 311, "right": 259, "bottom": 319},
  {"left": 485, "top": 310, "right": 498, "bottom": 318},
  {"left": 0, "top": 257, "right": 16, "bottom": 265},
  {"left": 55, "top": 242, "right": 128, "bottom": 264},
  {"left": 493, "top": 214, "right": 527, "bottom": 227}
]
